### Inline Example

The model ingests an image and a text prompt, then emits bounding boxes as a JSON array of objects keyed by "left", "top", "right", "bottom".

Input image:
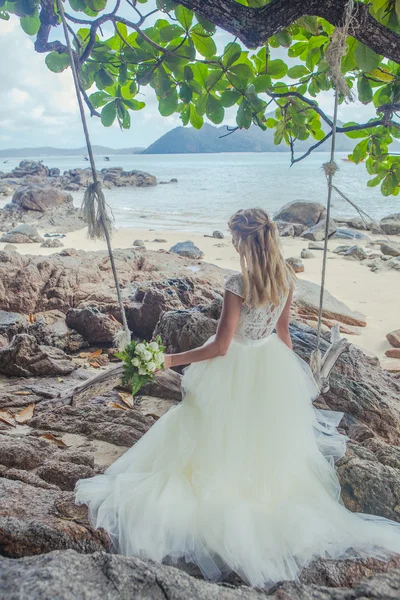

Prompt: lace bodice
[{"left": 225, "top": 273, "right": 289, "bottom": 341}]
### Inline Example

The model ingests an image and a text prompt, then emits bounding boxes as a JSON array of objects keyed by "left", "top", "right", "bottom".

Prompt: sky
[{"left": 0, "top": 14, "right": 377, "bottom": 151}]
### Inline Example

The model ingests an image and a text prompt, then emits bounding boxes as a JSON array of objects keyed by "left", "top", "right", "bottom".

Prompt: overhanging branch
[{"left": 177, "top": 0, "right": 400, "bottom": 63}]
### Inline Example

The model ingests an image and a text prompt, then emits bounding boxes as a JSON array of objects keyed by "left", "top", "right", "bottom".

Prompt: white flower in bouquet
[
  {"left": 155, "top": 352, "right": 164, "bottom": 366},
  {"left": 138, "top": 366, "right": 147, "bottom": 376},
  {"left": 135, "top": 343, "right": 146, "bottom": 354},
  {"left": 148, "top": 341, "right": 159, "bottom": 351},
  {"left": 147, "top": 361, "right": 157, "bottom": 373},
  {"left": 142, "top": 350, "right": 152, "bottom": 361},
  {"left": 131, "top": 357, "right": 140, "bottom": 367}
]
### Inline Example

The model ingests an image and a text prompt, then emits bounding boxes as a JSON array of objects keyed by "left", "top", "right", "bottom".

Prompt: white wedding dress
[{"left": 75, "top": 273, "right": 400, "bottom": 587}]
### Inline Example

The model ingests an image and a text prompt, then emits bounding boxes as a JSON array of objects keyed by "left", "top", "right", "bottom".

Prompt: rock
[
  {"left": 12, "top": 186, "right": 73, "bottom": 213},
  {"left": 212, "top": 230, "right": 224, "bottom": 239},
  {"left": 302, "top": 219, "right": 337, "bottom": 242},
  {"left": 345, "top": 216, "right": 372, "bottom": 230},
  {"left": 0, "top": 223, "right": 42, "bottom": 243},
  {"left": 101, "top": 168, "right": 156, "bottom": 188},
  {"left": 381, "top": 242, "right": 400, "bottom": 257},
  {"left": 332, "top": 229, "right": 371, "bottom": 241},
  {"left": 2, "top": 244, "right": 17, "bottom": 252},
  {"left": 66, "top": 308, "right": 121, "bottom": 345},
  {"left": 40, "top": 238, "right": 64, "bottom": 248},
  {"left": 169, "top": 241, "right": 204, "bottom": 260},
  {"left": 3, "top": 550, "right": 400, "bottom": 600},
  {"left": 344, "top": 245, "right": 368, "bottom": 261},
  {"left": 0, "top": 435, "right": 55, "bottom": 470},
  {"left": 153, "top": 238, "right": 167, "bottom": 243},
  {"left": 36, "top": 460, "right": 95, "bottom": 492},
  {"left": 154, "top": 309, "right": 218, "bottom": 354},
  {"left": 0, "top": 310, "right": 29, "bottom": 340},
  {"left": 380, "top": 213, "right": 400, "bottom": 235},
  {"left": 385, "top": 348, "right": 400, "bottom": 359},
  {"left": 0, "top": 479, "right": 106, "bottom": 557},
  {"left": 301, "top": 249, "right": 315, "bottom": 259},
  {"left": 27, "top": 310, "right": 87, "bottom": 353},
  {"left": 0, "top": 248, "right": 226, "bottom": 317},
  {"left": 387, "top": 256, "right": 400, "bottom": 271},
  {"left": 387, "top": 330, "right": 400, "bottom": 348},
  {"left": 0, "top": 334, "right": 77, "bottom": 377},
  {"left": 333, "top": 245, "right": 353, "bottom": 255},
  {"left": 274, "top": 201, "right": 327, "bottom": 227},
  {"left": 276, "top": 221, "right": 295, "bottom": 237},
  {"left": 133, "top": 239, "right": 146, "bottom": 247},
  {"left": 286, "top": 257, "right": 304, "bottom": 273},
  {"left": 159, "top": 178, "right": 178, "bottom": 184},
  {"left": 293, "top": 280, "right": 367, "bottom": 327},
  {"left": 308, "top": 242, "right": 324, "bottom": 250}
]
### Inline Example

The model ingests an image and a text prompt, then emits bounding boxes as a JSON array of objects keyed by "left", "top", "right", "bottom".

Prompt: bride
[{"left": 75, "top": 208, "right": 400, "bottom": 588}]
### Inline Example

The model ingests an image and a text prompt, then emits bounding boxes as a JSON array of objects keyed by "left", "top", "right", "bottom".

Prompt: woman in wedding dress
[{"left": 75, "top": 208, "right": 400, "bottom": 588}]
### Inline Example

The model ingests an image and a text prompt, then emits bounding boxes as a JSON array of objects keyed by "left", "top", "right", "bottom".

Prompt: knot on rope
[
  {"left": 82, "top": 180, "right": 114, "bottom": 240},
  {"left": 324, "top": 0, "right": 355, "bottom": 101},
  {"left": 322, "top": 161, "right": 339, "bottom": 178}
]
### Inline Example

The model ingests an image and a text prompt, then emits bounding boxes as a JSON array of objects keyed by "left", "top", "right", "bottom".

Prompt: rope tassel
[{"left": 82, "top": 182, "right": 114, "bottom": 240}]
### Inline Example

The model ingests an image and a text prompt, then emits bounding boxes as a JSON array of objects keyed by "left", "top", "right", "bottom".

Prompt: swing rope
[{"left": 56, "top": 0, "right": 131, "bottom": 350}]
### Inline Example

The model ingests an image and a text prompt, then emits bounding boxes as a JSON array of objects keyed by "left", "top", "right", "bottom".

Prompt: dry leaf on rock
[
  {"left": 0, "top": 410, "right": 16, "bottom": 427},
  {"left": 106, "top": 401, "right": 128, "bottom": 410},
  {"left": 40, "top": 433, "right": 68, "bottom": 448},
  {"left": 117, "top": 392, "right": 134, "bottom": 409},
  {"left": 90, "top": 349, "right": 102, "bottom": 359},
  {"left": 15, "top": 403, "right": 35, "bottom": 424},
  {"left": 14, "top": 391, "right": 31, "bottom": 396}
]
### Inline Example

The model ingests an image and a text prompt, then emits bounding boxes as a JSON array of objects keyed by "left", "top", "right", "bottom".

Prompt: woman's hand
[{"left": 163, "top": 354, "right": 173, "bottom": 371}]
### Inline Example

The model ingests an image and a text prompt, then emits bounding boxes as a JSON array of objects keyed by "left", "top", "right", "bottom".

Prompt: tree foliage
[{"left": 2, "top": 0, "right": 400, "bottom": 196}]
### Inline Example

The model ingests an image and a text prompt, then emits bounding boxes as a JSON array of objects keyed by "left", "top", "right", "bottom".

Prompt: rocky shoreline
[{"left": 0, "top": 192, "right": 400, "bottom": 597}]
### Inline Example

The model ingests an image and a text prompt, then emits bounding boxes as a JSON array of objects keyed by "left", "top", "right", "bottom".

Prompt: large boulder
[
  {"left": 169, "top": 241, "right": 204, "bottom": 259},
  {"left": 0, "top": 334, "right": 77, "bottom": 377},
  {"left": 380, "top": 213, "right": 400, "bottom": 235},
  {"left": 0, "top": 223, "right": 42, "bottom": 243},
  {"left": 66, "top": 307, "right": 121, "bottom": 345},
  {"left": 155, "top": 309, "right": 218, "bottom": 354},
  {"left": 12, "top": 185, "right": 73, "bottom": 213},
  {"left": 381, "top": 242, "right": 400, "bottom": 257},
  {"left": 302, "top": 219, "right": 337, "bottom": 242},
  {"left": 0, "top": 310, "right": 29, "bottom": 340},
  {"left": 274, "top": 201, "right": 327, "bottom": 227},
  {"left": 27, "top": 310, "right": 87, "bottom": 353}
]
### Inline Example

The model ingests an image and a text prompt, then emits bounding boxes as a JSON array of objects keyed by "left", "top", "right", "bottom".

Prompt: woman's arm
[
  {"left": 275, "top": 290, "right": 293, "bottom": 350},
  {"left": 163, "top": 291, "right": 242, "bottom": 370}
]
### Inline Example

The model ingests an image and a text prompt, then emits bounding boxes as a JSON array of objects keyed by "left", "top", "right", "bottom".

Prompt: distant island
[
  {"left": 0, "top": 123, "right": 357, "bottom": 158},
  {"left": 0, "top": 146, "right": 144, "bottom": 159}
]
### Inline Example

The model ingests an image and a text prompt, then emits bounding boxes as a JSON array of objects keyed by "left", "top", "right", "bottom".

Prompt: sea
[{"left": 1, "top": 152, "right": 397, "bottom": 234}]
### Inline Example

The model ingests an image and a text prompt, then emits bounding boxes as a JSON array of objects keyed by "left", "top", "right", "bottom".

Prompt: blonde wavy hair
[{"left": 228, "top": 208, "right": 295, "bottom": 308}]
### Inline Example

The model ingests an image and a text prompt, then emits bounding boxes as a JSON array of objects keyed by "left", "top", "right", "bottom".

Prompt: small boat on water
[{"left": 105, "top": 156, "right": 110, "bottom": 161}]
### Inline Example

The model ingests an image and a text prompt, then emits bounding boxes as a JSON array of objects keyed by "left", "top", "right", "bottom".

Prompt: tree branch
[{"left": 177, "top": 0, "right": 400, "bottom": 63}]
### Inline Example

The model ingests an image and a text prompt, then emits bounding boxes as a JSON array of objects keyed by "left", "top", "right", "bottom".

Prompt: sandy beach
[{"left": 2, "top": 225, "right": 399, "bottom": 363}]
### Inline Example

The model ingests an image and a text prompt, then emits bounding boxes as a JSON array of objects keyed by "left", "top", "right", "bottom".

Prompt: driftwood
[
  {"left": 312, "top": 324, "right": 350, "bottom": 393},
  {"left": 58, "top": 365, "right": 183, "bottom": 406}
]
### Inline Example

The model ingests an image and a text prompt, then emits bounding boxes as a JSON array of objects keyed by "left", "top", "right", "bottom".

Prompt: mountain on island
[
  {"left": 144, "top": 122, "right": 355, "bottom": 155},
  {"left": 0, "top": 146, "right": 144, "bottom": 158}
]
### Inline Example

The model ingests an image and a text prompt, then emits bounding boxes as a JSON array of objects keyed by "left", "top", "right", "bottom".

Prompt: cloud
[{"left": 0, "top": 16, "right": 378, "bottom": 150}]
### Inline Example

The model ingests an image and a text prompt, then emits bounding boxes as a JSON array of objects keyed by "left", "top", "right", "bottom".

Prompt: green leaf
[
  {"left": 20, "top": 13, "right": 40, "bottom": 35},
  {"left": 236, "top": 99, "right": 252, "bottom": 129},
  {"left": 206, "top": 94, "right": 224, "bottom": 124},
  {"left": 354, "top": 42, "right": 381, "bottom": 72},
  {"left": 175, "top": 4, "right": 193, "bottom": 29},
  {"left": 223, "top": 42, "right": 242, "bottom": 67},
  {"left": 367, "top": 174, "right": 384, "bottom": 187},
  {"left": 205, "top": 70, "right": 222, "bottom": 90},
  {"left": 159, "top": 88, "right": 178, "bottom": 116},
  {"left": 381, "top": 173, "right": 398, "bottom": 196},
  {"left": 275, "top": 30, "right": 292, "bottom": 47},
  {"left": 95, "top": 68, "right": 115, "bottom": 90},
  {"left": 266, "top": 118, "right": 278, "bottom": 128},
  {"left": 0, "top": 11, "right": 10, "bottom": 19},
  {"left": 253, "top": 74, "right": 271, "bottom": 93},
  {"left": 287, "top": 65, "right": 309, "bottom": 79},
  {"left": 357, "top": 76, "right": 373, "bottom": 104},
  {"left": 157, "top": 0, "right": 176, "bottom": 10},
  {"left": 351, "top": 138, "right": 369, "bottom": 163},
  {"left": 45, "top": 52, "right": 70, "bottom": 73},
  {"left": 89, "top": 91, "right": 112, "bottom": 108},
  {"left": 191, "top": 26, "right": 217, "bottom": 58},
  {"left": 189, "top": 104, "right": 203, "bottom": 129},
  {"left": 195, "top": 13, "right": 216, "bottom": 33},
  {"left": 227, "top": 63, "right": 253, "bottom": 91},
  {"left": 179, "top": 82, "right": 193, "bottom": 103},
  {"left": 288, "top": 42, "right": 308, "bottom": 58},
  {"left": 267, "top": 59, "right": 288, "bottom": 79},
  {"left": 123, "top": 98, "right": 146, "bottom": 110},
  {"left": 219, "top": 90, "right": 241, "bottom": 107},
  {"left": 159, "top": 24, "right": 185, "bottom": 42},
  {"left": 101, "top": 101, "right": 117, "bottom": 127},
  {"left": 68, "top": 0, "right": 86, "bottom": 10}
]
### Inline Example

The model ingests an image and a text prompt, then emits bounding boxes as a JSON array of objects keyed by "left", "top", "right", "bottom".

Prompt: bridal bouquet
[{"left": 116, "top": 337, "right": 165, "bottom": 396}]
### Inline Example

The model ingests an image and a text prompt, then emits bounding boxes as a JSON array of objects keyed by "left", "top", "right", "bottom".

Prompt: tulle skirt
[{"left": 75, "top": 334, "right": 400, "bottom": 587}]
